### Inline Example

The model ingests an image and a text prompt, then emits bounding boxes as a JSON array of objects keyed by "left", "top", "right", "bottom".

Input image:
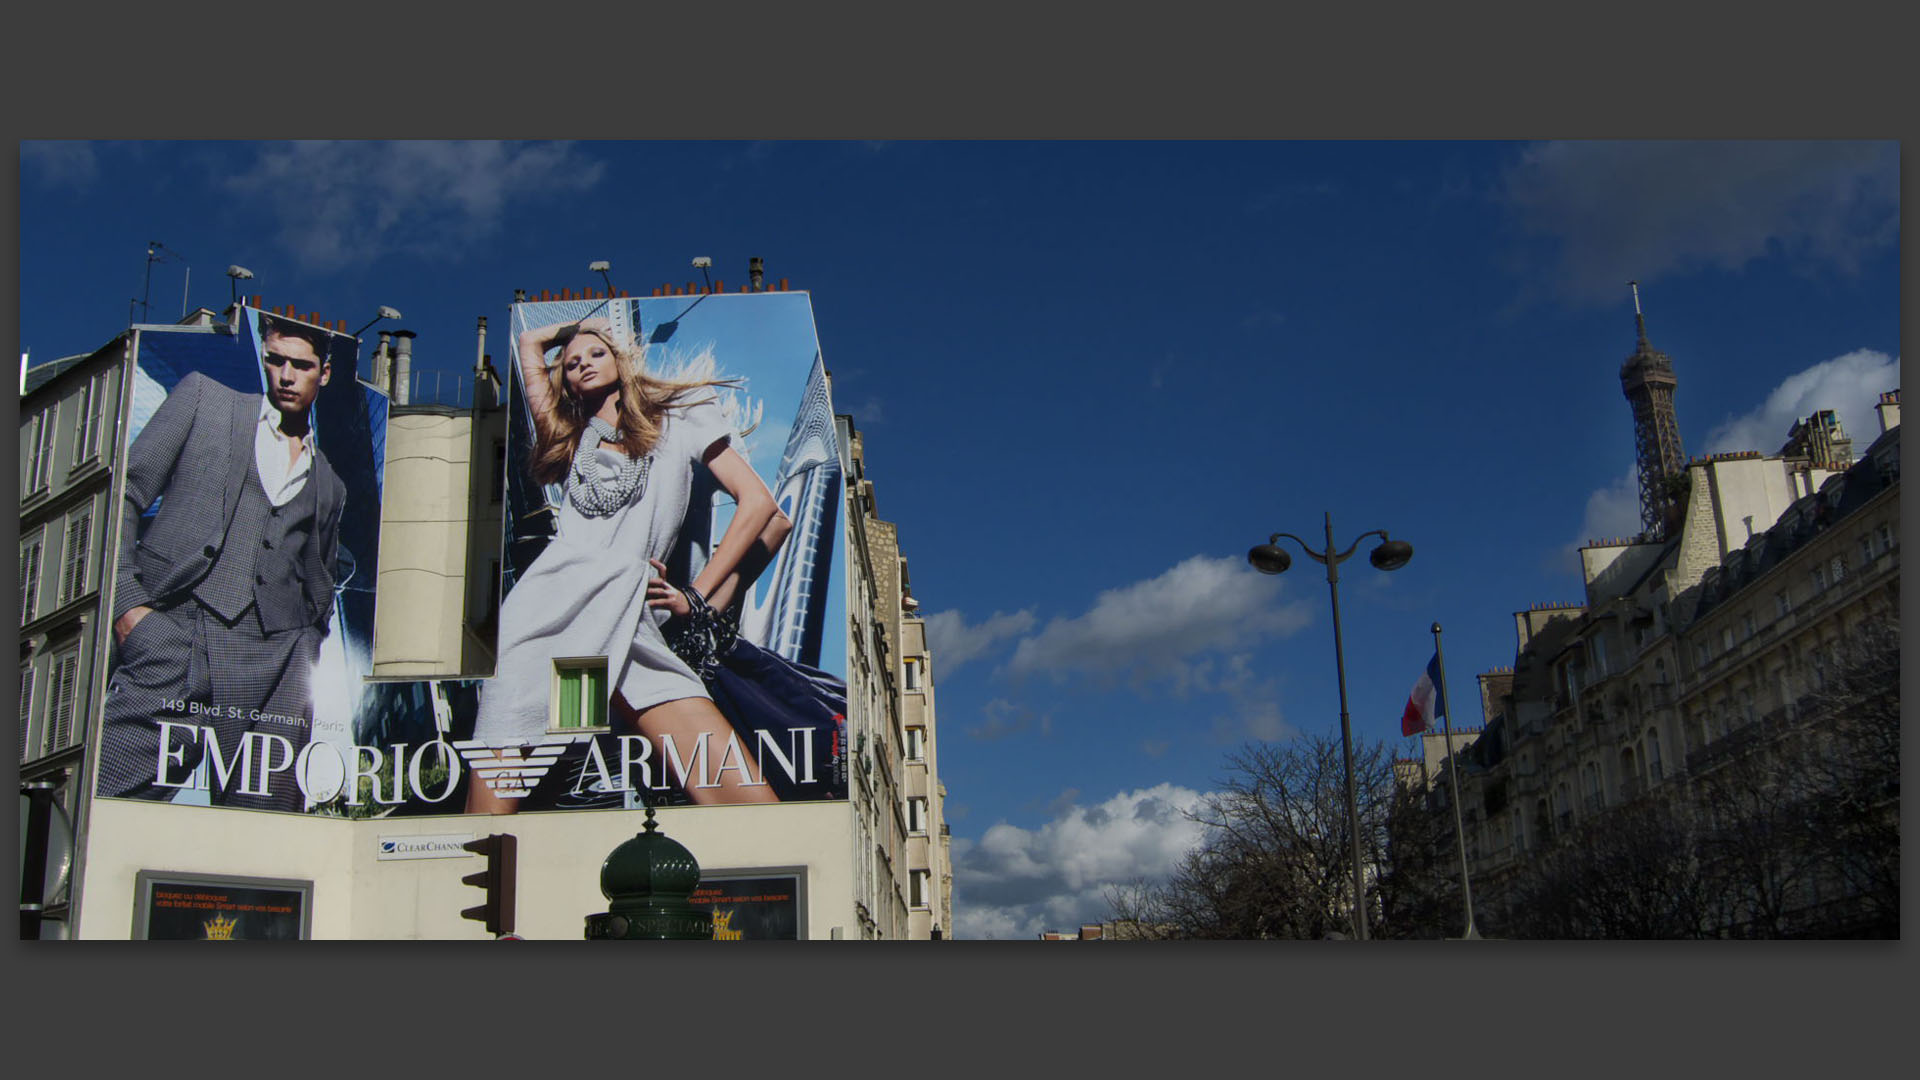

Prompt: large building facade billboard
[
  {"left": 93, "top": 293, "right": 847, "bottom": 816},
  {"left": 476, "top": 293, "right": 847, "bottom": 812}
]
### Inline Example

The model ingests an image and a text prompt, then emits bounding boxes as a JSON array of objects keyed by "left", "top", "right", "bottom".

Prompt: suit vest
[{"left": 194, "top": 458, "right": 320, "bottom": 633}]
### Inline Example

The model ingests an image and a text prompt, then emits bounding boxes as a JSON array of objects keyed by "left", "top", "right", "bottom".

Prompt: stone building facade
[{"left": 1444, "top": 398, "right": 1898, "bottom": 936}]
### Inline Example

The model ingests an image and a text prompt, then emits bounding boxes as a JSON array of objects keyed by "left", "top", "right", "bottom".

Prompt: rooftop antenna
[{"left": 142, "top": 241, "right": 190, "bottom": 321}]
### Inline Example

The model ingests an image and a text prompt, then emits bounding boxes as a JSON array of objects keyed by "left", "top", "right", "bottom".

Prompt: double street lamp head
[{"left": 1246, "top": 536, "right": 1414, "bottom": 575}]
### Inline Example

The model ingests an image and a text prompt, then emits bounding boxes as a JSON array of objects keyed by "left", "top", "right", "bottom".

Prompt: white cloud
[
  {"left": 1703, "top": 349, "right": 1899, "bottom": 457},
  {"left": 21, "top": 141, "right": 99, "bottom": 187},
  {"left": 922, "top": 608, "right": 1036, "bottom": 674},
  {"left": 1573, "top": 465, "right": 1644, "bottom": 549},
  {"left": 224, "top": 141, "right": 606, "bottom": 272},
  {"left": 1502, "top": 141, "right": 1897, "bottom": 305},
  {"left": 1006, "top": 555, "right": 1311, "bottom": 690},
  {"left": 952, "top": 784, "right": 1209, "bottom": 939}
]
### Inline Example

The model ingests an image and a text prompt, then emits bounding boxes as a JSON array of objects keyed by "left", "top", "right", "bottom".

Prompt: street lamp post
[{"left": 1248, "top": 512, "right": 1412, "bottom": 941}]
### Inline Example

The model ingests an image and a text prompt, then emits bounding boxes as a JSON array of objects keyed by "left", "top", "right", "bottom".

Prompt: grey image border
[{"left": 131, "top": 869, "right": 316, "bottom": 941}]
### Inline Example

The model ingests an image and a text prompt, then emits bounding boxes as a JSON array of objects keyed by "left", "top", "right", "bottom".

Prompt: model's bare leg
[{"left": 632, "top": 696, "right": 779, "bottom": 804}]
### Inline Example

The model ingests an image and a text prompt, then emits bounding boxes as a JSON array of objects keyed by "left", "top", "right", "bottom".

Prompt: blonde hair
[{"left": 530, "top": 327, "right": 740, "bottom": 486}]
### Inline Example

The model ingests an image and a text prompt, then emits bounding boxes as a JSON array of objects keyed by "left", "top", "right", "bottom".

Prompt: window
[
  {"left": 1878, "top": 523, "right": 1895, "bottom": 552},
  {"left": 26, "top": 405, "right": 58, "bottom": 493},
  {"left": 904, "top": 726, "right": 926, "bottom": 762},
  {"left": 552, "top": 658, "right": 609, "bottom": 730},
  {"left": 909, "top": 869, "right": 930, "bottom": 909},
  {"left": 1742, "top": 612, "right": 1755, "bottom": 640},
  {"left": 1721, "top": 627, "right": 1735, "bottom": 653},
  {"left": 1646, "top": 728, "right": 1663, "bottom": 782},
  {"left": 1590, "top": 636, "right": 1608, "bottom": 677},
  {"left": 20, "top": 532, "right": 44, "bottom": 626},
  {"left": 907, "top": 796, "right": 928, "bottom": 834},
  {"left": 902, "top": 657, "right": 923, "bottom": 692},
  {"left": 72, "top": 371, "right": 107, "bottom": 467},
  {"left": 44, "top": 646, "right": 80, "bottom": 757},
  {"left": 490, "top": 440, "right": 506, "bottom": 504},
  {"left": 1830, "top": 555, "right": 1846, "bottom": 583},
  {"left": 59, "top": 508, "right": 92, "bottom": 604},
  {"left": 1860, "top": 535, "right": 1876, "bottom": 565},
  {"left": 1775, "top": 591, "right": 1791, "bottom": 618},
  {"left": 19, "top": 666, "right": 34, "bottom": 763},
  {"left": 1810, "top": 565, "right": 1827, "bottom": 594}
]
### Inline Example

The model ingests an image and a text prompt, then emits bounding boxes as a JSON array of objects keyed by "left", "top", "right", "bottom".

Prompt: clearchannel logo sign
[{"left": 376, "top": 833, "right": 478, "bottom": 861}]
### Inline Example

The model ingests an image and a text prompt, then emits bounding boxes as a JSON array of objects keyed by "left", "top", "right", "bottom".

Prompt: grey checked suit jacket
[{"left": 114, "top": 371, "right": 345, "bottom": 632}]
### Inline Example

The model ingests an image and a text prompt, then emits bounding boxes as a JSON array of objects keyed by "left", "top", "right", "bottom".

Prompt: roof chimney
[{"left": 391, "top": 330, "right": 416, "bottom": 405}]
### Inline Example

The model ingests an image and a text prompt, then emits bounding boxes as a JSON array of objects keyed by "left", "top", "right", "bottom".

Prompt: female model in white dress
[{"left": 466, "top": 317, "right": 787, "bottom": 812}]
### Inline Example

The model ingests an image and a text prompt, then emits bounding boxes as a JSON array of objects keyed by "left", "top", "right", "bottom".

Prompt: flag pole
[{"left": 1432, "top": 622, "right": 1480, "bottom": 939}]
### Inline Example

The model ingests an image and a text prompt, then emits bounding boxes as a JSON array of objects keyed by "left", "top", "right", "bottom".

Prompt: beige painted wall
[{"left": 78, "top": 799, "right": 858, "bottom": 941}]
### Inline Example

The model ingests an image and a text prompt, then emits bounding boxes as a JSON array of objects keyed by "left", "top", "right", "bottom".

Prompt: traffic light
[{"left": 461, "top": 833, "right": 517, "bottom": 936}]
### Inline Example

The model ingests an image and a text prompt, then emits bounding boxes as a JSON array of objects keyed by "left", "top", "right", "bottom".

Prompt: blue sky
[{"left": 19, "top": 140, "right": 1901, "bottom": 938}]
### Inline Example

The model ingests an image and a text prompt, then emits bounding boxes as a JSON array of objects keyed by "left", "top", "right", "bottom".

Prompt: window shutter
[
  {"left": 34, "top": 405, "right": 58, "bottom": 490},
  {"left": 47, "top": 651, "right": 78, "bottom": 754},
  {"left": 62, "top": 510, "right": 91, "bottom": 603},
  {"left": 20, "top": 539, "right": 42, "bottom": 625},
  {"left": 72, "top": 375, "right": 95, "bottom": 465},
  {"left": 19, "top": 667, "right": 33, "bottom": 762}
]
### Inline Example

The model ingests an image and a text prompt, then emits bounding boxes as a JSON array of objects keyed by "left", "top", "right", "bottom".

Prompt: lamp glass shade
[
  {"left": 1369, "top": 540, "right": 1413, "bottom": 571},
  {"left": 1248, "top": 544, "right": 1291, "bottom": 575}
]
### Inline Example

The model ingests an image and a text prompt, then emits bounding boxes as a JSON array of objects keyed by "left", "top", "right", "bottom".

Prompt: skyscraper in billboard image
[
  {"left": 463, "top": 292, "right": 848, "bottom": 812},
  {"left": 96, "top": 308, "right": 390, "bottom": 812}
]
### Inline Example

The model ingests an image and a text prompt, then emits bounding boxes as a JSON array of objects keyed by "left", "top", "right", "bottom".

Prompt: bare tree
[
  {"left": 1497, "top": 794, "right": 1714, "bottom": 939},
  {"left": 1105, "top": 734, "right": 1454, "bottom": 939}
]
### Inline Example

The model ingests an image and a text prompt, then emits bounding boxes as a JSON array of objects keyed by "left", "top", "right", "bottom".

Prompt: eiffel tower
[{"left": 1620, "top": 282, "right": 1686, "bottom": 538}]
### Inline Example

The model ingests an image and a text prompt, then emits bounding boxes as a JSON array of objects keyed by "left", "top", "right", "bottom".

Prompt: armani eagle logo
[{"left": 452, "top": 736, "right": 584, "bottom": 799}]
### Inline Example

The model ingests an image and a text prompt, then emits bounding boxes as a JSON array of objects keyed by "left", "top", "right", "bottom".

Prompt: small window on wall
[
  {"left": 44, "top": 646, "right": 80, "bottom": 757},
  {"left": 910, "top": 869, "right": 931, "bottom": 909},
  {"left": 902, "top": 657, "right": 923, "bottom": 691},
  {"left": 72, "top": 371, "right": 107, "bottom": 467},
  {"left": 20, "top": 532, "right": 44, "bottom": 627},
  {"left": 60, "top": 508, "right": 92, "bottom": 604},
  {"left": 26, "top": 405, "right": 58, "bottom": 494},
  {"left": 907, "top": 796, "right": 928, "bottom": 834},
  {"left": 552, "top": 658, "right": 609, "bottom": 731},
  {"left": 904, "top": 726, "right": 926, "bottom": 762}
]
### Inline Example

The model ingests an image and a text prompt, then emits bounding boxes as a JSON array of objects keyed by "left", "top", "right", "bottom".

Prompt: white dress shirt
[{"left": 254, "top": 397, "right": 316, "bottom": 507}]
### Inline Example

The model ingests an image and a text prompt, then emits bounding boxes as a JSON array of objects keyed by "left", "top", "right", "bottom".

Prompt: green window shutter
[
  {"left": 557, "top": 667, "right": 581, "bottom": 729},
  {"left": 584, "top": 665, "right": 607, "bottom": 729}
]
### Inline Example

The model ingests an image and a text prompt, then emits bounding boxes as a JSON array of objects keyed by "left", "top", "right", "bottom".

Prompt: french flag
[{"left": 1401, "top": 652, "right": 1446, "bottom": 736}]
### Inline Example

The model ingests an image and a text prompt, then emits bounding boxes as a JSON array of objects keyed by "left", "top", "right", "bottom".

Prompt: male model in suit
[{"left": 97, "top": 313, "right": 346, "bottom": 812}]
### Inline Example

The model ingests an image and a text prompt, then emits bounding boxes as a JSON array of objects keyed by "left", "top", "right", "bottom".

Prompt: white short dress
[{"left": 473, "top": 396, "right": 732, "bottom": 741}]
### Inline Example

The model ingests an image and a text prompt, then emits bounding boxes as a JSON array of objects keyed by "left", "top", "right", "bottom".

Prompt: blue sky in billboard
[{"left": 19, "top": 140, "right": 1902, "bottom": 937}]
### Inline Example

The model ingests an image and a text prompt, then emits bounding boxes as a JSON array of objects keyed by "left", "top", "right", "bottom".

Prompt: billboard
[
  {"left": 690, "top": 873, "right": 805, "bottom": 940},
  {"left": 467, "top": 293, "right": 847, "bottom": 813},
  {"left": 134, "top": 871, "right": 312, "bottom": 940},
  {"left": 96, "top": 308, "right": 399, "bottom": 813},
  {"left": 94, "top": 293, "right": 846, "bottom": 815}
]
